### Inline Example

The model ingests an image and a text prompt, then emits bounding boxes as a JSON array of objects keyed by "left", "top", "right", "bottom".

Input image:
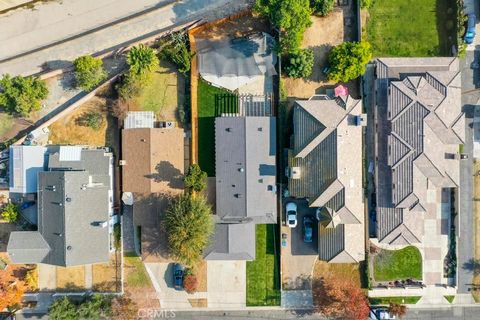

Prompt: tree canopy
[
  {"left": 284, "top": 48, "right": 315, "bottom": 78},
  {"left": 0, "top": 271, "right": 26, "bottom": 312},
  {"left": 49, "top": 295, "right": 111, "bottom": 320},
  {"left": 184, "top": 164, "right": 207, "bottom": 193},
  {"left": 0, "top": 74, "right": 48, "bottom": 116},
  {"left": 73, "top": 55, "right": 107, "bottom": 91},
  {"left": 311, "top": 0, "right": 335, "bottom": 16},
  {"left": 254, "top": 0, "right": 312, "bottom": 53},
  {"left": 313, "top": 277, "right": 369, "bottom": 320},
  {"left": 165, "top": 194, "right": 213, "bottom": 266},
  {"left": 327, "top": 41, "right": 372, "bottom": 83},
  {"left": 1, "top": 203, "right": 19, "bottom": 223},
  {"left": 159, "top": 32, "right": 193, "bottom": 74},
  {"left": 126, "top": 44, "right": 159, "bottom": 77}
]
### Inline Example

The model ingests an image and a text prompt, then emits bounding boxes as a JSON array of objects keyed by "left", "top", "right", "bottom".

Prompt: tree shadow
[
  {"left": 282, "top": 274, "right": 312, "bottom": 290},
  {"left": 462, "top": 258, "right": 480, "bottom": 273},
  {"left": 144, "top": 160, "right": 184, "bottom": 190}
]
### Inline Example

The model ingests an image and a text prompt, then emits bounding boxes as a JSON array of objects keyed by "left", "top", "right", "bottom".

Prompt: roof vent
[
  {"left": 66, "top": 197, "right": 72, "bottom": 202},
  {"left": 67, "top": 245, "right": 72, "bottom": 251},
  {"left": 286, "top": 167, "right": 301, "bottom": 179},
  {"left": 226, "top": 128, "right": 232, "bottom": 132},
  {"left": 140, "top": 139, "right": 146, "bottom": 142},
  {"left": 258, "top": 127, "right": 263, "bottom": 131},
  {"left": 238, "top": 168, "right": 244, "bottom": 172}
]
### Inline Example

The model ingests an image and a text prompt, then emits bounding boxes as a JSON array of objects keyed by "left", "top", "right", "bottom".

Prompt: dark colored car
[
  {"left": 303, "top": 216, "right": 314, "bottom": 243},
  {"left": 465, "top": 14, "right": 476, "bottom": 44},
  {"left": 173, "top": 263, "right": 185, "bottom": 290}
]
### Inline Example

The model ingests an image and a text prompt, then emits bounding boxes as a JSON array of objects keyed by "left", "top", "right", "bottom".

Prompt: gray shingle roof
[
  {"left": 7, "top": 148, "right": 112, "bottom": 267},
  {"left": 204, "top": 223, "right": 256, "bottom": 260},
  {"left": 375, "top": 58, "right": 463, "bottom": 245},
  {"left": 289, "top": 96, "right": 365, "bottom": 262}
]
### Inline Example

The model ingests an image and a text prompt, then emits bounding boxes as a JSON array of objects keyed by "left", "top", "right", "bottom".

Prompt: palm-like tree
[{"left": 126, "top": 44, "right": 159, "bottom": 76}]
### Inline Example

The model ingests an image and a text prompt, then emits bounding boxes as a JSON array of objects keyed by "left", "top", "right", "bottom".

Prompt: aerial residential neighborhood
[{"left": 1, "top": 0, "right": 480, "bottom": 319}]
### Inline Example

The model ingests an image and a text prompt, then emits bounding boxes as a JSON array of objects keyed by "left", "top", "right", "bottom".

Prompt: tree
[
  {"left": 0, "top": 74, "right": 48, "bottom": 116},
  {"left": 311, "top": 0, "right": 335, "bottom": 16},
  {"left": 389, "top": 302, "right": 407, "bottom": 319},
  {"left": 284, "top": 48, "right": 314, "bottom": 78},
  {"left": 0, "top": 271, "right": 26, "bottom": 312},
  {"left": 327, "top": 41, "right": 372, "bottom": 83},
  {"left": 73, "top": 55, "right": 107, "bottom": 91},
  {"left": 126, "top": 44, "right": 159, "bottom": 77},
  {"left": 313, "top": 277, "right": 369, "bottom": 320},
  {"left": 48, "top": 297, "right": 77, "bottom": 320},
  {"left": 111, "top": 294, "right": 138, "bottom": 320},
  {"left": 1, "top": 203, "right": 19, "bottom": 223},
  {"left": 183, "top": 274, "right": 198, "bottom": 294},
  {"left": 254, "top": 0, "right": 312, "bottom": 53},
  {"left": 160, "top": 32, "right": 193, "bottom": 74},
  {"left": 184, "top": 164, "right": 207, "bottom": 193},
  {"left": 165, "top": 194, "right": 213, "bottom": 266}
]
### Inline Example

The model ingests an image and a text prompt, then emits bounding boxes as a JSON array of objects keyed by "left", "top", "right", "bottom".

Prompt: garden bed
[
  {"left": 372, "top": 246, "right": 422, "bottom": 282},
  {"left": 365, "top": 0, "right": 456, "bottom": 57}
]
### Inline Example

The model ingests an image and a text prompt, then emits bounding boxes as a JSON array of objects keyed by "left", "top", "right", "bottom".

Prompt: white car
[{"left": 285, "top": 202, "right": 298, "bottom": 228}]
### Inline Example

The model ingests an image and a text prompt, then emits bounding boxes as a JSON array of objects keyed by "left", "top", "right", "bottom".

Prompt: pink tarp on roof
[{"left": 334, "top": 85, "right": 349, "bottom": 97}]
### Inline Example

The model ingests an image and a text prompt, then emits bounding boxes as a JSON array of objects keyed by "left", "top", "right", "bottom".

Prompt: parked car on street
[
  {"left": 285, "top": 202, "right": 298, "bottom": 228},
  {"left": 465, "top": 14, "right": 476, "bottom": 44},
  {"left": 173, "top": 263, "right": 185, "bottom": 290},
  {"left": 303, "top": 216, "right": 313, "bottom": 243}
]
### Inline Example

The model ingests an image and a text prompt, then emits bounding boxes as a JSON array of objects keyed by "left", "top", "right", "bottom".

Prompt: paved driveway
[{"left": 281, "top": 199, "right": 317, "bottom": 292}]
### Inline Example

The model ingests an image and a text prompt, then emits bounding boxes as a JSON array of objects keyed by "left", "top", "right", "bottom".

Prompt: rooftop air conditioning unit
[
  {"left": 286, "top": 167, "right": 301, "bottom": 179},
  {"left": 161, "top": 121, "right": 176, "bottom": 129}
]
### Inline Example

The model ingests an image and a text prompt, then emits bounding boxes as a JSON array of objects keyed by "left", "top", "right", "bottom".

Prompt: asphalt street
[{"left": 0, "top": 0, "right": 252, "bottom": 76}]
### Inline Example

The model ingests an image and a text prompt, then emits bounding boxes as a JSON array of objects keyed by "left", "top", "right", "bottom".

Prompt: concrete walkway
[
  {"left": 0, "top": 0, "right": 31, "bottom": 12},
  {"left": 0, "top": 0, "right": 252, "bottom": 75}
]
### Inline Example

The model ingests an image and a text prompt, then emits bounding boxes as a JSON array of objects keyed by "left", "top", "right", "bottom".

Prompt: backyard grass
[
  {"left": 56, "top": 266, "right": 85, "bottom": 291},
  {"left": 373, "top": 246, "right": 422, "bottom": 281},
  {"left": 128, "top": 60, "right": 183, "bottom": 121},
  {"left": 124, "top": 252, "right": 152, "bottom": 287},
  {"left": 0, "top": 113, "right": 13, "bottom": 138},
  {"left": 246, "top": 224, "right": 281, "bottom": 306},
  {"left": 369, "top": 296, "right": 422, "bottom": 305},
  {"left": 366, "top": 0, "right": 456, "bottom": 56},
  {"left": 197, "top": 78, "right": 238, "bottom": 177}
]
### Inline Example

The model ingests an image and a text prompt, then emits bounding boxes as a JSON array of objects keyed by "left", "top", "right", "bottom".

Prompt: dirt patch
[
  {"left": 283, "top": 12, "right": 344, "bottom": 99},
  {"left": 92, "top": 251, "right": 121, "bottom": 292},
  {"left": 56, "top": 265, "right": 85, "bottom": 291},
  {"left": 192, "top": 12, "right": 270, "bottom": 40},
  {"left": 313, "top": 260, "right": 364, "bottom": 288},
  {"left": 188, "top": 298, "right": 207, "bottom": 307},
  {"left": 195, "top": 260, "right": 208, "bottom": 292}
]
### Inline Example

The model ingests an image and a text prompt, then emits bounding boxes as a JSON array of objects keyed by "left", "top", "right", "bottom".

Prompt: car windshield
[
  {"left": 287, "top": 210, "right": 296, "bottom": 216},
  {"left": 288, "top": 219, "right": 295, "bottom": 224}
]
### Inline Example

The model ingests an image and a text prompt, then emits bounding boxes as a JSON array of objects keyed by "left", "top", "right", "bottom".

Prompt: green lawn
[
  {"left": 444, "top": 295, "right": 455, "bottom": 303},
  {"left": 197, "top": 79, "right": 238, "bottom": 177},
  {"left": 0, "top": 112, "right": 13, "bottom": 138},
  {"left": 246, "top": 224, "right": 281, "bottom": 306},
  {"left": 124, "top": 252, "right": 151, "bottom": 287},
  {"left": 369, "top": 296, "right": 422, "bottom": 305},
  {"left": 366, "top": 0, "right": 456, "bottom": 56},
  {"left": 373, "top": 246, "right": 422, "bottom": 281}
]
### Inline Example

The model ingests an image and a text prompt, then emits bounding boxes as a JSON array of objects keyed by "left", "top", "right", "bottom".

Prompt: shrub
[
  {"left": 328, "top": 41, "right": 372, "bottom": 83},
  {"left": 77, "top": 111, "right": 103, "bottom": 130},
  {"left": 73, "top": 55, "right": 107, "bottom": 91},
  {"left": 360, "top": 0, "right": 373, "bottom": 9},
  {"left": 254, "top": 0, "right": 312, "bottom": 53},
  {"left": 0, "top": 74, "right": 48, "bottom": 117},
  {"left": 126, "top": 45, "right": 159, "bottom": 77},
  {"left": 184, "top": 164, "right": 207, "bottom": 193},
  {"left": 183, "top": 274, "right": 198, "bottom": 294},
  {"left": 283, "top": 48, "right": 314, "bottom": 78},
  {"left": 49, "top": 295, "right": 111, "bottom": 320},
  {"left": 24, "top": 267, "right": 38, "bottom": 289},
  {"left": 388, "top": 303, "right": 407, "bottom": 319},
  {"left": 1, "top": 203, "right": 19, "bottom": 223},
  {"left": 165, "top": 194, "right": 213, "bottom": 266},
  {"left": 160, "top": 32, "right": 193, "bottom": 74},
  {"left": 311, "top": 0, "right": 335, "bottom": 16}
]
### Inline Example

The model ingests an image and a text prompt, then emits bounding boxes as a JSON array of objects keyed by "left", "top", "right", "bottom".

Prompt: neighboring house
[
  {"left": 121, "top": 111, "right": 185, "bottom": 260},
  {"left": 204, "top": 115, "right": 277, "bottom": 260},
  {"left": 374, "top": 58, "right": 464, "bottom": 245},
  {"left": 196, "top": 32, "right": 277, "bottom": 93},
  {"left": 9, "top": 145, "right": 47, "bottom": 194},
  {"left": 287, "top": 94, "right": 366, "bottom": 263},
  {"left": 7, "top": 146, "right": 114, "bottom": 267}
]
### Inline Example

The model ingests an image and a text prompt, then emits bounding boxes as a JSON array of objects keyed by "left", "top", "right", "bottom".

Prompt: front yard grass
[
  {"left": 373, "top": 246, "right": 422, "bottom": 281},
  {"left": 366, "top": 0, "right": 455, "bottom": 56},
  {"left": 56, "top": 266, "right": 85, "bottom": 291},
  {"left": 369, "top": 296, "right": 421, "bottom": 305},
  {"left": 246, "top": 224, "right": 281, "bottom": 306},
  {"left": 197, "top": 78, "right": 237, "bottom": 177},
  {"left": 124, "top": 252, "right": 152, "bottom": 287}
]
